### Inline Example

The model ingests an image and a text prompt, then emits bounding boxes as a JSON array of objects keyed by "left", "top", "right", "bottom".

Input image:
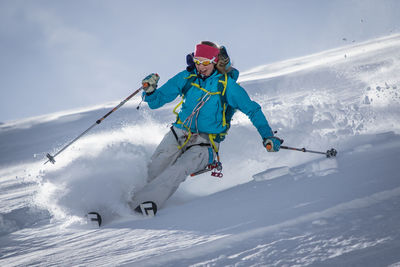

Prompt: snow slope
[{"left": 1, "top": 34, "right": 400, "bottom": 266}]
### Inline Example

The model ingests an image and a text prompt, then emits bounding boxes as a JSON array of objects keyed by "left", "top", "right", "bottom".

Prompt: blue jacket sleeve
[
  {"left": 143, "top": 70, "right": 189, "bottom": 109},
  {"left": 225, "top": 79, "right": 274, "bottom": 139}
]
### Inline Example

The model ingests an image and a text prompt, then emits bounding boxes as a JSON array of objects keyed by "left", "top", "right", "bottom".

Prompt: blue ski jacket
[{"left": 143, "top": 69, "right": 274, "bottom": 141}]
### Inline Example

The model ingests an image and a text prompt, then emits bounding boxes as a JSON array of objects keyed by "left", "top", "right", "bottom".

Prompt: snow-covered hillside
[{"left": 1, "top": 34, "right": 400, "bottom": 266}]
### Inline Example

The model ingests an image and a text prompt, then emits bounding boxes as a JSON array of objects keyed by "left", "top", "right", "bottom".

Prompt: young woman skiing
[{"left": 129, "top": 41, "right": 281, "bottom": 215}]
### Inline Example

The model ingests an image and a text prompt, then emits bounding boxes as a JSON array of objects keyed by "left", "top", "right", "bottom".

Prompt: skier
[{"left": 129, "top": 41, "right": 281, "bottom": 215}]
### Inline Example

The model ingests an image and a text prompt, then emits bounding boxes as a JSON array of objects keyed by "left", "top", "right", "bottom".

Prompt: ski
[
  {"left": 134, "top": 201, "right": 158, "bottom": 217},
  {"left": 87, "top": 201, "right": 157, "bottom": 227},
  {"left": 87, "top": 212, "right": 102, "bottom": 227}
]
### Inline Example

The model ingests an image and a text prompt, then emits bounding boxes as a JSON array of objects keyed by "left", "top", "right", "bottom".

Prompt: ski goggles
[{"left": 193, "top": 57, "right": 216, "bottom": 66}]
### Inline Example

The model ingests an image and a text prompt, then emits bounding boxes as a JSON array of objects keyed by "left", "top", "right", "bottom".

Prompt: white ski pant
[{"left": 129, "top": 126, "right": 216, "bottom": 210}]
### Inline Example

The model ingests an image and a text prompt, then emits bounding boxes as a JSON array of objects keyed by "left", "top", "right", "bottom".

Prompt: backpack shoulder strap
[
  {"left": 218, "top": 68, "right": 239, "bottom": 98},
  {"left": 217, "top": 73, "right": 229, "bottom": 105},
  {"left": 217, "top": 73, "right": 230, "bottom": 128},
  {"left": 181, "top": 73, "right": 197, "bottom": 96}
]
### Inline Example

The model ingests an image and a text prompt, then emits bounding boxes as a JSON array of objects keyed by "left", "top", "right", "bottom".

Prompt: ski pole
[
  {"left": 280, "top": 145, "right": 337, "bottom": 158},
  {"left": 44, "top": 85, "right": 146, "bottom": 164}
]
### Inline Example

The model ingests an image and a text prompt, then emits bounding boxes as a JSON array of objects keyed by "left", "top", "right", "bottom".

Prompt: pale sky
[{"left": 1, "top": 0, "right": 399, "bottom": 122}]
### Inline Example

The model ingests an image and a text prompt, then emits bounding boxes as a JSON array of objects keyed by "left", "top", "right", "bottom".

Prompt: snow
[{"left": 1, "top": 34, "right": 400, "bottom": 266}]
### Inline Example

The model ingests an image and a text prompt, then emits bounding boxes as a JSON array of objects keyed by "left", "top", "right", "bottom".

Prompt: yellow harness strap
[
  {"left": 173, "top": 99, "right": 183, "bottom": 116},
  {"left": 191, "top": 83, "right": 221, "bottom": 96},
  {"left": 222, "top": 103, "right": 227, "bottom": 127},
  {"left": 184, "top": 74, "right": 197, "bottom": 80},
  {"left": 178, "top": 128, "right": 192, "bottom": 150},
  {"left": 219, "top": 73, "right": 228, "bottom": 127},
  {"left": 208, "top": 134, "right": 219, "bottom": 153},
  {"left": 219, "top": 73, "right": 228, "bottom": 96}
]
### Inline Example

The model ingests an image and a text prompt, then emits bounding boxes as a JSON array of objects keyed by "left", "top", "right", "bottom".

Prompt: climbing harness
[{"left": 170, "top": 126, "right": 224, "bottom": 178}]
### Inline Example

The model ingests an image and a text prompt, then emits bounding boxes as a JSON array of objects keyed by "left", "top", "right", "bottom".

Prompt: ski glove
[
  {"left": 217, "top": 46, "right": 231, "bottom": 71},
  {"left": 263, "top": 136, "right": 282, "bottom": 152},
  {"left": 142, "top": 73, "right": 160, "bottom": 94}
]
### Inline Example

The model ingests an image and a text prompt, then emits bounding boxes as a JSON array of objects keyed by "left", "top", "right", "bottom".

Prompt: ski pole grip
[
  {"left": 142, "top": 82, "right": 149, "bottom": 89},
  {"left": 266, "top": 144, "right": 272, "bottom": 150}
]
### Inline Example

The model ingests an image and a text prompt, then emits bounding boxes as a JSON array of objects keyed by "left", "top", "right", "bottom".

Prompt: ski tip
[
  {"left": 88, "top": 212, "right": 102, "bottom": 227},
  {"left": 134, "top": 201, "right": 157, "bottom": 217}
]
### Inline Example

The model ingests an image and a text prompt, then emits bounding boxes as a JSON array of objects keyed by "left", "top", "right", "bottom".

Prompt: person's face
[{"left": 194, "top": 57, "right": 216, "bottom": 77}]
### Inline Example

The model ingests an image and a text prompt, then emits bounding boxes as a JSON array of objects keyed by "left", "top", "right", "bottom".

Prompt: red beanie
[{"left": 194, "top": 44, "right": 219, "bottom": 62}]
